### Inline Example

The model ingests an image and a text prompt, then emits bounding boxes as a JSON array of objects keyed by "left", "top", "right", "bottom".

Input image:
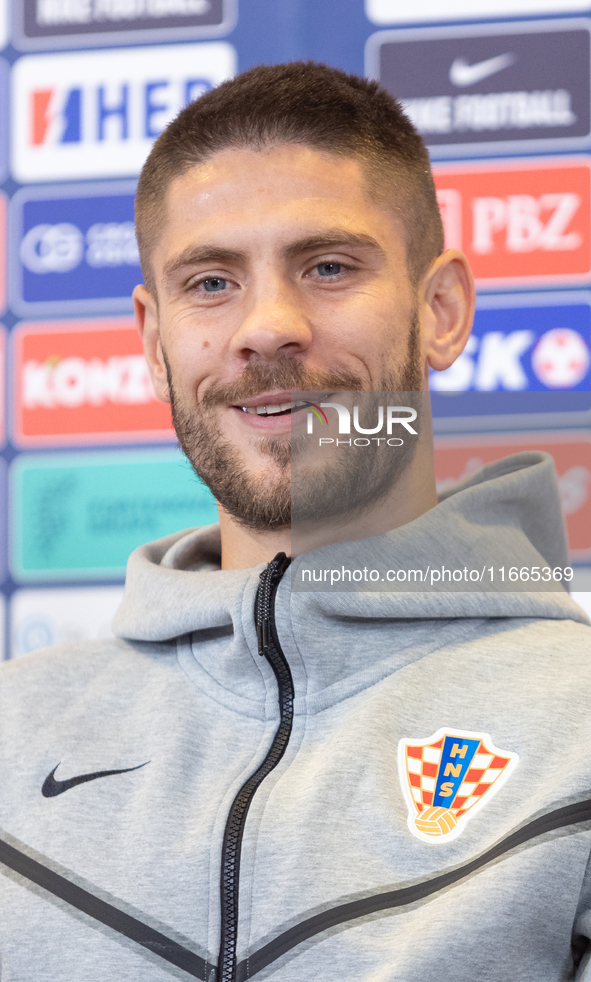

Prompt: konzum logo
[
  {"left": 306, "top": 401, "right": 418, "bottom": 446},
  {"left": 12, "top": 318, "right": 175, "bottom": 446}
]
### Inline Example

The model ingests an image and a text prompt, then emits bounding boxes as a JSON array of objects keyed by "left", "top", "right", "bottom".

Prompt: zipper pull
[
  {"left": 256, "top": 610, "right": 270, "bottom": 656},
  {"left": 260, "top": 619, "right": 270, "bottom": 655},
  {"left": 256, "top": 566, "right": 273, "bottom": 657},
  {"left": 256, "top": 553, "right": 289, "bottom": 657}
]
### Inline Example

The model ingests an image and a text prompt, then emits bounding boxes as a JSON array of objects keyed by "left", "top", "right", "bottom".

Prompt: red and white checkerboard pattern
[{"left": 404, "top": 737, "right": 513, "bottom": 820}]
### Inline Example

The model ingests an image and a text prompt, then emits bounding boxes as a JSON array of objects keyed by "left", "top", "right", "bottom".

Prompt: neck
[
  {"left": 219, "top": 514, "right": 292, "bottom": 569},
  {"left": 219, "top": 438, "right": 438, "bottom": 570}
]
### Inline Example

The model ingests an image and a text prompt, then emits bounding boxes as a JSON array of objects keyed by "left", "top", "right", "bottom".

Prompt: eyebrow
[
  {"left": 162, "top": 229, "right": 385, "bottom": 281},
  {"left": 163, "top": 245, "right": 248, "bottom": 280},
  {"left": 282, "top": 230, "right": 384, "bottom": 260}
]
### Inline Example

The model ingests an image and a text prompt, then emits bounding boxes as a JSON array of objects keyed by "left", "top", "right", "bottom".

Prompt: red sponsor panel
[
  {"left": 0, "top": 326, "right": 6, "bottom": 447},
  {"left": 434, "top": 432, "right": 591, "bottom": 561},
  {"left": 12, "top": 318, "right": 175, "bottom": 446},
  {"left": 433, "top": 158, "right": 591, "bottom": 289}
]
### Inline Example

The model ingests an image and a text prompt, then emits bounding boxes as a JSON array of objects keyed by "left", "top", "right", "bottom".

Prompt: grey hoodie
[{"left": 1, "top": 450, "right": 591, "bottom": 982}]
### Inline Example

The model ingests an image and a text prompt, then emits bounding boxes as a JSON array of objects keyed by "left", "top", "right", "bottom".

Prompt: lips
[
  {"left": 240, "top": 400, "right": 308, "bottom": 417},
  {"left": 232, "top": 390, "right": 333, "bottom": 419}
]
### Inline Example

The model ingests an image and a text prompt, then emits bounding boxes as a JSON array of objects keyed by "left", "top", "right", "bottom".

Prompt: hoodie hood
[{"left": 113, "top": 451, "right": 589, "bottom": 643}]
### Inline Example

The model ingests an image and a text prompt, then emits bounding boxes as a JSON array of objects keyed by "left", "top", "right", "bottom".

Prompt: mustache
[{"left": 200, "top": 358, "right": 365, "bottom": 408}]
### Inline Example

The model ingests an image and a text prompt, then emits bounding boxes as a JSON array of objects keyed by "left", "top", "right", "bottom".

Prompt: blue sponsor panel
[
  {"left": 11, "top": 183, "right": 141, "bottom": 316},
  {"left": 366, "top": 20, "right": 591, "bottom": 158},
  {"left": 431, "top": 293, "right": 591, "bottom": 427},
  {"left": 0, "top": 457, "right": 6, "bottom": 586}
]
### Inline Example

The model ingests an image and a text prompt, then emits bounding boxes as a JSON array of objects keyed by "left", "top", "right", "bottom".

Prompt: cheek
[
  {"left": 327, "top": 302, "right": 406, "bottom": 351},
  {"left": 160, "top": 316, "right": 211, "bottom": 367}
]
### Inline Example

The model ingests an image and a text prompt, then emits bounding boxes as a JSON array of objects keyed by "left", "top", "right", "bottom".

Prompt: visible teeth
[{"left": 241, "top": 399, "right": 308, "bottom": 416}]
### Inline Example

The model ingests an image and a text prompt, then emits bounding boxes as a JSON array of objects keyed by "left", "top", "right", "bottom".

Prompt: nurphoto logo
[{"left": 305, "top": 400, "right": 418, "bottom": 447}]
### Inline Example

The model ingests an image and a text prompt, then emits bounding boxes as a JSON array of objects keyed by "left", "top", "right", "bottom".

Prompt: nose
[{"left": 228, "top": 276, "right": 313, "bottom": 364}]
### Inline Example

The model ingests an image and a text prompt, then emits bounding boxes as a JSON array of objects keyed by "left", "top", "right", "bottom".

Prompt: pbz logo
[
  {"left": 12, "top": 43, "right": 236, "bottom": 181},
  {"left": 432, "top": 158, "right": 591, "bottom": 288}
]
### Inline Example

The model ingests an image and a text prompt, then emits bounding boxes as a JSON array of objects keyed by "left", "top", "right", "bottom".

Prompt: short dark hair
[{"left": 135, "top": 61, "right": 444, "bottom": 295}]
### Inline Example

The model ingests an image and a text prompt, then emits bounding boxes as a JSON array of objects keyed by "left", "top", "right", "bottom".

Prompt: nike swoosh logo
[
  {"left": 42, "top": 761, "right": 149, "bottom": 797},
  {"left": 449, "top": 53, "right": 516, "bottom": 88}
]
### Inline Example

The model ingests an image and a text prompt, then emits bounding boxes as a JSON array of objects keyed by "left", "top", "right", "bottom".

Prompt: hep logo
[
  {"left": 31, "top": 88, "right": 82, "bottom": 146},
  {"left": 28, "top": 78, "right": 212, "bottom": 148}
]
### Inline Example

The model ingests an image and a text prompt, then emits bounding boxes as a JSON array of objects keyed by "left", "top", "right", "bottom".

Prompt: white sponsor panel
[
  {"left": 12, "top": 42, "right": 236, "bottom": 182},
  {"left": 366, "top": 0, "right": 591, "bottom": 24},
  {"left": 10, "top": 585, "right": 124, "bottom": 658},
  {"left": 571, "top": 566, "right": 591, "bottom": 618},
  {"left": 0, "top": 594, "right": 5, "bottom": 660}
]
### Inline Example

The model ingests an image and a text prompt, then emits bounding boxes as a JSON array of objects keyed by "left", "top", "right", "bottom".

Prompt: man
[{"left": 0, "top": 62, "right": 590, "bottom": 982}]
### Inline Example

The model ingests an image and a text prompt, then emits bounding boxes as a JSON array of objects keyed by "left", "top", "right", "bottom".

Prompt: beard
[{"left": 166, "top": 314, "right": 423, "bottom": 532}]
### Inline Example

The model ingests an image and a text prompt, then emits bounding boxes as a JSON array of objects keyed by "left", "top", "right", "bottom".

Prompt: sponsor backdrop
[{"left": 0, "top": 0, "right": 588, "bottom": 658}]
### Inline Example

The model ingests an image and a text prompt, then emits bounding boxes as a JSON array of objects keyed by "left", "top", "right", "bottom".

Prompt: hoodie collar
[{"left": 113, "top": 451, "right": 589, "bottom": 643}]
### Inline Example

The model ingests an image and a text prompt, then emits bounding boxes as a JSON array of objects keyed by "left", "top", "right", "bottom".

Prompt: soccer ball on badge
[{"left": 415, "top": 806, "right": 457, "bottom": 836}]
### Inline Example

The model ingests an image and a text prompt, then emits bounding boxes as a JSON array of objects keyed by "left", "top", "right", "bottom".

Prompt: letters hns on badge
[{"left": 398, "top": 729, "right": 519, "bottom": 842}]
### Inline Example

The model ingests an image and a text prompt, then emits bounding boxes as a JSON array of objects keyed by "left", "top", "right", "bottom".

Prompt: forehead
[{"left": 153, "top": 144, "right": 406, "bottom": 265}]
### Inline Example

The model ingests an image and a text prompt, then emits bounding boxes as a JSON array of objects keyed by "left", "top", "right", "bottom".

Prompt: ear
[
  {"left": 133, "top": 284, "right": 171, "bottom": 404},
  {"left": 420, "top": 250, "right": 475, "bottom": 373}
]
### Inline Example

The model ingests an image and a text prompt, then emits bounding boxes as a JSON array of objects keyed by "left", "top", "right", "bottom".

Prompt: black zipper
[{"left": 216, "top": 552, "right": 293, "bottom": 982}]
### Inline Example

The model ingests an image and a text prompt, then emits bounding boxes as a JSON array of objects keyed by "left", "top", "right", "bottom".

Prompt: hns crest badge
[{"left": 398, "top": 728, "right": 518, "bottom": 844}]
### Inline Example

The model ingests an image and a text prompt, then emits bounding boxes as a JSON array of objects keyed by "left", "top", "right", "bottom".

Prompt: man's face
[{"left": 141, "top": 144, "right": 426, "bottom": 530}]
